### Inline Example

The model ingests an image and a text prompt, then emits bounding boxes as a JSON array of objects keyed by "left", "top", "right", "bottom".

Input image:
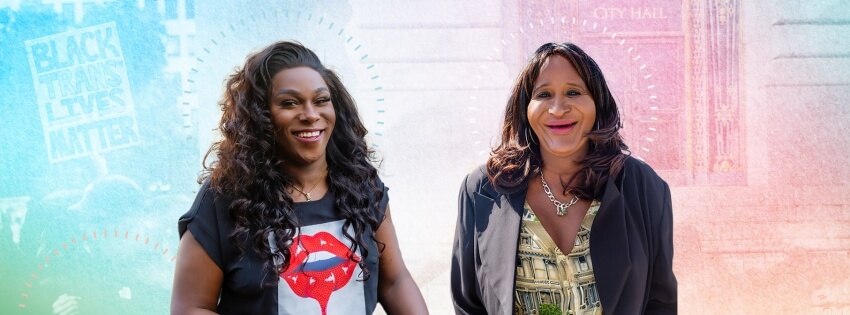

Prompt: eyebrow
[
  {"left": 532, "top": 82, "right": 587, "bottom": 94},
  {"left": 274, "top": 87, "right": 330, "bottom": 97}
]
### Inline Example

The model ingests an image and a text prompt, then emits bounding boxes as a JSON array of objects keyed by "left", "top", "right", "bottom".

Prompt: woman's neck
[
  {"left": 282, "top": 160, "right": 328, "bottom": 188},
  {"left": 539, "top": 150, "right": 584, "bottom": 178}
]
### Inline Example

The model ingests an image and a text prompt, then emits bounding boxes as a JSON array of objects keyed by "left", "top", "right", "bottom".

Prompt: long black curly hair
[
  {"left": 487, "top": 42, "right": 629, "bottom": 199},
  {"left": 200, "top": 41, "right": 384, "bottom": 280}
]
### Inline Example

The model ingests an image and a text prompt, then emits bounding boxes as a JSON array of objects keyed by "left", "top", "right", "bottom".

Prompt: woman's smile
[
  {"left": 292, "top": 129, "right": 326, "bottom": 143},
  {"left": 545, "top": 120, "right": 578, "bottom": 134}
]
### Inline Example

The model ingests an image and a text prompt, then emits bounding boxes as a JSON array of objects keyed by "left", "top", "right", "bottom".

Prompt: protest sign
[{"left": 25, "top": 22, "right": 139, "bottom": 163}]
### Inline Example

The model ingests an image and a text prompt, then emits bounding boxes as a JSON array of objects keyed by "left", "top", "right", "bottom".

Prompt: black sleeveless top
[{"left": 179, "top": 179, "right": 388, "bottom": 315}]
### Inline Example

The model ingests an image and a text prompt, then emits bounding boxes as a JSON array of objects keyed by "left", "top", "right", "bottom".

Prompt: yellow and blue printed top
[{"left": 514, "top": 200, "right": 603, "bottom": 315}]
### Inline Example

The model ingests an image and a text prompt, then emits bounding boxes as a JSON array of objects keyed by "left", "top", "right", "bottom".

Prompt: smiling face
[
  {"left": 269, "top": 66, "right": 336, "bottom": 166},
  {"left": 526, "top": 54, "right": 597, "bottom": 162}
]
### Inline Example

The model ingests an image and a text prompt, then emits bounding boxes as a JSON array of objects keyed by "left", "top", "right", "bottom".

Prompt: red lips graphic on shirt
[{"left": 280, "top": 231, "right": 360, "bottom": 315}]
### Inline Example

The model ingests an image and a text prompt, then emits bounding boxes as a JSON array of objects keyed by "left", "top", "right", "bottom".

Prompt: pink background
[{"left": 335, "top": 1, "right": 850, "bottom": 313}]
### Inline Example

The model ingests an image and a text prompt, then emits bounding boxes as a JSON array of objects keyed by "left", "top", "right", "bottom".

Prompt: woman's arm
[
  {"left": 170, "top": 230, "right": 223, "bottom": 315},
  {"left": 375, "top": 205, "right": 429, "bottom": 315}
]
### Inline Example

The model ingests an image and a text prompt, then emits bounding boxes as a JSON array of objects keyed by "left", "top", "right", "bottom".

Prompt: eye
[
  {"left": 278, "top": 100, "right": 298, "bottom": 107},
  {"left": 535, "top": 91, "right": 551, "bottom": 99},
  {"left": 315, "top": 97, "right": 331, "bottom": 106},
  {"left": 566, "top": 89, "right": 582, "bottom": 97}
]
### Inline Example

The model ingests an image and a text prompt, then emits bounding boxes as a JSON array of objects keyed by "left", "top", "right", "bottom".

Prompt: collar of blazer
[{"left": 473, "top": 165, "right": 631, "bottom": 313}]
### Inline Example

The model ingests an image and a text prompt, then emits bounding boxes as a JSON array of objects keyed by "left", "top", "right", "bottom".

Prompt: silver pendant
[
  {"left": 542, "top": 175, "right": 578, "bottom": 217},
  {"left": 556, "top": 204, "right": 568, "bottom": 216}
]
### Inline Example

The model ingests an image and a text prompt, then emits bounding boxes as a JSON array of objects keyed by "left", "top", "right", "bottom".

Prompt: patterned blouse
[{"left": 514, "top": 200, "right": 603, "bottom": 315}]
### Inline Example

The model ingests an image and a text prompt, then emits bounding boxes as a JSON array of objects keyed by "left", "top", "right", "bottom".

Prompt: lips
[
  {"left": 292, "top": 129, "right": 324, "bottom": 142},
  {"left": 546, "top": 120, "right": 577, "bottom": 134},
  {"left": 280, "top": 231, "right": 359, "bottom": 315}
]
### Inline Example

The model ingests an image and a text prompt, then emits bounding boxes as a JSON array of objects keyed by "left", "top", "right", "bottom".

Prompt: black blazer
[{"left": 451, "top": 157, "right": 677, "bottom": 314}]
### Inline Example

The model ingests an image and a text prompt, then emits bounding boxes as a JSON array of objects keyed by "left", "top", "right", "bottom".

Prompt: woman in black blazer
[{"left": 451, "top": 43, "right": 677, "bottom": 314}]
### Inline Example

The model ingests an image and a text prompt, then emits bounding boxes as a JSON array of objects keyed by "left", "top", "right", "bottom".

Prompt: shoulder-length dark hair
[
  {"left": 201, "top": 41, "right": 383, "bottom": 279},
  {"left": 487, "top": 42, "right": 629, "bottom": 199}
]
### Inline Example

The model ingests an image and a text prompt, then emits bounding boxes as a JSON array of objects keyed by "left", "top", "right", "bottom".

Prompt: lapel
[
  {"left": 473, "top": 185, "right": 525, "bottom": 314},
  {"left": 472, "top": 174, "right": 633, "bottom": 313},
  {"left": 589, "top": 177, "right": 632, "bottom": 313}
]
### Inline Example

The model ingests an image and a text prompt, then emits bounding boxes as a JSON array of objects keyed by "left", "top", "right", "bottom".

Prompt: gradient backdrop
[{"left": 1, "top": 0, "right": 849, "bottom": 314}]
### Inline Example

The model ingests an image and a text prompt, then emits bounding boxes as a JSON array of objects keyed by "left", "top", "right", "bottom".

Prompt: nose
[
  {"left": 548, "top": 97, "right": 571, "bottom": 117},
  {"left": 300, "top": 102, "right": 321, "bottom": 123}
]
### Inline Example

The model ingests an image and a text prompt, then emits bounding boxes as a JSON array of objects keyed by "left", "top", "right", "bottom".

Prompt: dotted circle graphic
[
  {"left": 183, "top": 9, "right": 387, "bottom": 148},
  {"left": 469, "top": 15, "right": 660, "bottom": 161},
  {"left": 17, "top": 228, "right": 175, "bottom": 309}
]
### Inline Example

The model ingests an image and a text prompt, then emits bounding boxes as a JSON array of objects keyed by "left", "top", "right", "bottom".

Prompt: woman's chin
[
  {"left": 540, "top": 143, "right": 588, "bottom": 159},
  {"left": 281, "top": 152, "right": 326, "bottom": 166}
]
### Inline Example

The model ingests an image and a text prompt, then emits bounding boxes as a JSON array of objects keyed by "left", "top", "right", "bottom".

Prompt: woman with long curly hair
[
  {"left": 171, "top": 41, "right": 427, "bottom": 315},
  {"left": 451, "top": 42, "right": 677, "bottom": 314}
]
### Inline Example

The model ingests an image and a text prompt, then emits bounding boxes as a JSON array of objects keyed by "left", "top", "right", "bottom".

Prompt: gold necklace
[{"left": 291, "top": 168, "right": 327, "bottom": 201}]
